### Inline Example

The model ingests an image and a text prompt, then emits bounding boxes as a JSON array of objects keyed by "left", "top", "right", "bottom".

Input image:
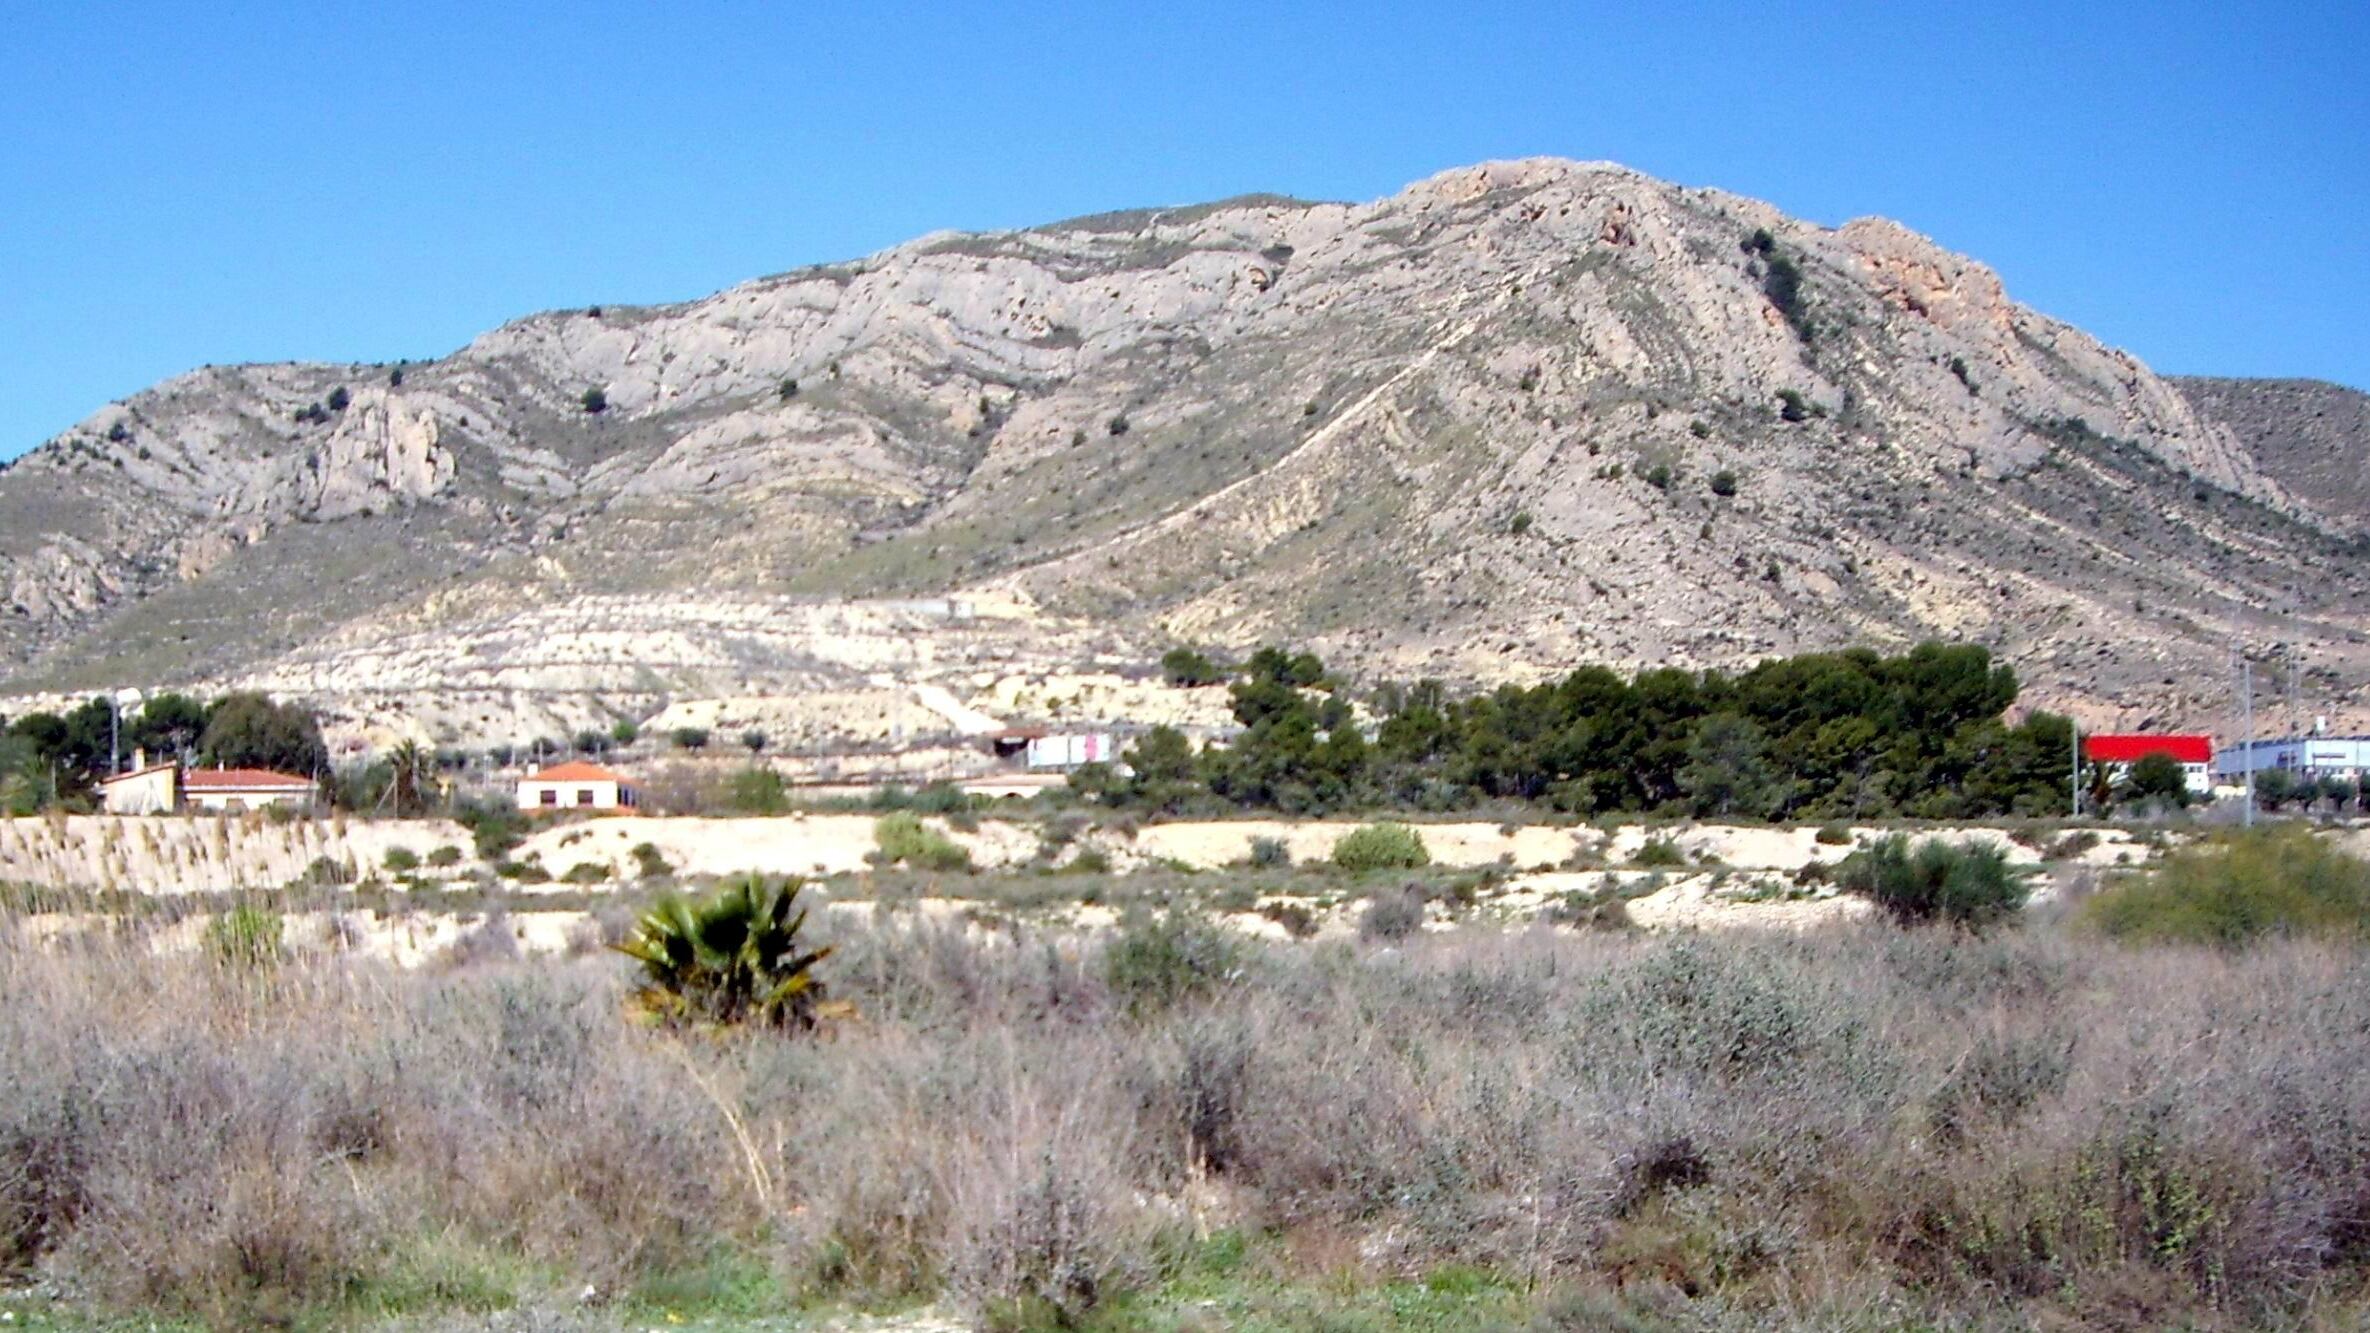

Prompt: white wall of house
[
  {"left": 1025, "top": 733, "right": 1114, "bottom": 770},
  {"left": 99, "top": 767, "right": 177, "bottom": 815},
  {"left": 516, "top": 779, "right": 636, "bottom": 812}
]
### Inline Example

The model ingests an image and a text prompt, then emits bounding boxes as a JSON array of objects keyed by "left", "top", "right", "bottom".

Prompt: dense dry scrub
[{"left": 3, "top": 911, "right": 2370, "bottom": 1328}]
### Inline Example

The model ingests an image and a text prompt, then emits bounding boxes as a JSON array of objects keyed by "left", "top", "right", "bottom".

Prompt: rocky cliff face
[{"left": 2, "top": 158, "right": 2362, "bottom": 741}]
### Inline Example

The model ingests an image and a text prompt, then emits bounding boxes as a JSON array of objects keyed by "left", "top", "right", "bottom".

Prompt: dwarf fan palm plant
[{"left": 613, "top": 875, "right": 833, "bottom": 1031}]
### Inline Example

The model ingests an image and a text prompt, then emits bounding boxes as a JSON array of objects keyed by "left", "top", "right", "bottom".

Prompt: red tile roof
[
  {"left": 523, "top": 761, "right": 635, "bottom": 785},
  {"left": 2084, "top": 734, "right": 2213, "bottom": 765},
  {"left": 182, "top": 767, "right": 314, "bottom": 791}
]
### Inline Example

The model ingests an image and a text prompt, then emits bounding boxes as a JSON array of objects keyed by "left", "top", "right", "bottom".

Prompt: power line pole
[
  {"left": 2071, "top": 720, "right": 2082, "bottom": 819},
  {"left": 2243, "top": 657, "right": 2256, "bottom": 829}
]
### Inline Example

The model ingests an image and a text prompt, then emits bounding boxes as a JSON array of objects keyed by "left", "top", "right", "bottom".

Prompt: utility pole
[
  {"left": 2243, "top": 657, "right": 2256, "bottom": 828},
  {"left": 2071, "top": 721, "right": 2082, "bottom": 819}
]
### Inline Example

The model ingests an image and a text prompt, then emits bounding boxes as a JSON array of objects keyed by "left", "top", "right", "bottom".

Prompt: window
[
  {"left": 539, "top": 789, "right": 558, "bottom": 807},
  {"left": 576, "top": 788, "right": 594, "bottom": 806}
]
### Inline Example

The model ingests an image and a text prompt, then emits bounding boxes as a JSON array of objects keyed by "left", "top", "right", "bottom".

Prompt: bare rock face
[{"left": 0, "top": 157, "right": 2363, "bottom": 741}]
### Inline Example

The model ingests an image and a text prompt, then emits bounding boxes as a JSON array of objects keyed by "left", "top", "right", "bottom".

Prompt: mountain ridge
[{"left": 4, "top": 157, "right": 2364, "bottom": 748}]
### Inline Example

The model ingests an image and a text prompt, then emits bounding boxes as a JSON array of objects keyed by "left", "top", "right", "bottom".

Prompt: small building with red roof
[
  {"left": 2082, "top": 734, "right": 2214, "bottom": 794},
  {"left": 99, "top": 761, "right": 316, "bottom": 814},
  {"left": 516, "top": 760, "right": 642, "bottom": 814}
]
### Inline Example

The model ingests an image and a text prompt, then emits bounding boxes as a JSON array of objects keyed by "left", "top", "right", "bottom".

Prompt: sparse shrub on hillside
[
  {"left": 571, "top": 729, "right": 611, "bottom": 755},
  {"left": 383, "top": 847, "right": 420, "bottom": 873},
  {"left": 456, "top": 801, "right": 527, "bottom": 861},
  {"left": 614, "top": 875, "right": 833, "bottom": 1031},
  {"left": 726, "top": 767, "right": 789, "bottom": 816},
  {"left": 1358, "top": 885, "right": 1427, "bottom": 942},
  {"left": 295, "top": 856, "right": 352, "bottom": 888},
  {"left": 1332, "top": 822, "right": 1429, "bottom": 872},
  {"left": 1776, "top": 389, "right": 1811, "bottom": 423},
  {"left": 630, "top": 842, "right": 672, "bottom": 880},
  {"left": 1837, "top": 834, "right": 2030, "bottom": 929},
  {"left": 1106, "top": 413, "right": 1129, "bottom": 436},
  {"left": 1101, "top": 909, "right": 1243, "bottom": 1012},
  {"left": 1248, "top": 835, "right": 1291, "bottom": 868},
  {"left": 741, "top": 730, "right": 767, "bottom": 755},
  {"left": 1689, "top": 419, "right": 1712, "bottom": 439},
  {"left": 1709, "top": 469, "right": 1738, "bottom": 497},
  {"left": 1948, "top": 356, "right": 1976, "bottom": 393},
  {"left": 325, "top": 386, "right": 350, "bottom": 412},
  {"left": 1160, "top": 647, "right": 1225, "bottom": 687},
  {"left": 609, "top": 720, "right": 639, "bottom": 746},
  {"left": 562, "top": 863, "right": 610, "bottom": 885},
  {"left": 203, "top": 903, "right": 283, "bottom": 970},
  {"left": 1644, "top": 463, "right": 1673, "bottom": 490},
  {"left": 1814, "top": 824, "right": 1853, "bottom": 846},
  {"left": 670, "top": 727, "right": 710, "bottom": 750},
  {"left": 778, "top": 377, "right": 798, "bottom": 400},
  {"left": 1633, "top": 836, "right": 1687, "bottom": 867},
  {"left": 1546, "top": 887, "right": 1634, "bottom": 930},
  {"left": 2083, "top": 825, "right": 2370, "bottom": 945},
  {"left": 1508, "top": 510, "right": 1533, "bottom": 535},
  {"left": 580, "top": 386, "right": 608, "bottom": 414},
  {"left": 425, "top": 844, "right": 462, "bottom": 868},
  {"left": 873, "top": 812, "right": 971, "bottom": 872},
  {"left": 2254, "top": 767, "right": 2301, "bottom": 810}
]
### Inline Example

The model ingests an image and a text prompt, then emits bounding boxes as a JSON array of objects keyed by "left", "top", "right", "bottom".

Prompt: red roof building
[
  {"left": 516, "top": 761, "right": 642, "bottom": 813},
  {"left": 2082, "top": 734, "right": 2213, "bottom": 765}
]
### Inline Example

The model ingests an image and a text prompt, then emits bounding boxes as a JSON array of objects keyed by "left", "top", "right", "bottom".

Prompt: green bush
[
  {"left": 580, "top": 386, "right": 608, "bottom": 414},
  {"left": 1709, "top": 470, "right": 1738, "bottom": 498},
  {"left": 1813, "top": 824, "right": 1853, "bottom": 846},
  {"left": 1644, "top": 463, "right": 1673, "bottom": 491},
  {"left": 630, "top": 842, "right": 672, "bottom": 879},
  {"left": 1633, "top": 836, "right": 1687, "bottom": 867},
  {"left": 1101, "top": 910, "right": 1243, "bottom": 1012},
  {"left": 562, "top": 863, "right": 610, "bottom": 885},
  {"left": 873, "top": 812, "right": 972, "bottom": 873},
  {"left": 425, "top": 844, "right": 463, "bottom": 868},
  {"left": 1836, "top": 835, "right": 2031, "bottom": 929},
  {"left": 1358, "top": 886, "right": 1427, "bottom": 942},
  {"left": 1332, "top": 822, "right": 1430, "bottom": 872},
  {"left": 2081, "top": 826, "right": 2370, "bottom": 946},
  {"left": 383, "top": 847, "right": 420, "bottom": 872},
  {"left": 669, "top": 727, "right": 710, "bottom": 751},
  {"left": 1248, "top": 835, "right": 1291, "bottom": 868},
  {"left": 726, "top": 768, "right": 789, "bottom": 816},
  {"left": 1160, "top": 646, "right": 1227, "bottom": 687},
  {"left": 456, "top": 802, "right": 527, "bottom": 861},
  {"left": 204, "top": 904, "right": 284, "bottom": 970}
]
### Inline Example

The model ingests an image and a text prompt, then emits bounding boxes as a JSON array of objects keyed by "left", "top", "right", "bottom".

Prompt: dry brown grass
[{"left": 2, "top": 911, "right": 2370, "bottom": 1328}]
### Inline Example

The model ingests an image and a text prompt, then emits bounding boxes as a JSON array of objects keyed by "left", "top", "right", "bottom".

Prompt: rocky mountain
[
  {"left": 4, "top": 157, "right": 2365, "bottom": 746},
  {"left": 2174, "top": 377, "right": 2370, "bottom": 534}
]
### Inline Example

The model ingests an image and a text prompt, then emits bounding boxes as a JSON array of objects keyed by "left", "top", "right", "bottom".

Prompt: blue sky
[{"left": 3, "top": 1, "right": 2364, "bottom": 460}]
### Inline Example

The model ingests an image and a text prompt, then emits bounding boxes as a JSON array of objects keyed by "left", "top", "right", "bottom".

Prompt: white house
[
  {"left": 101, "top": 762, "right": 316, "bottom": 814},
  {"left": 516, "top": 760, "right": 642, "bottom": 814},
  {"left": 97, "top": 762, "right": 179, "bottom": 814}
]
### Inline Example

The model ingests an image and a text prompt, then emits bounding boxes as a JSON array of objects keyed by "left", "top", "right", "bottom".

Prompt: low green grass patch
[{"left": 2082, "top": 824, "right": 2370, "bottom": 945}]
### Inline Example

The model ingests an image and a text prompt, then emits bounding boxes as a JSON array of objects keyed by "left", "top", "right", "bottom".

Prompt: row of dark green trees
[{"left": 1101, "top": 643, "right": 2075, "bottom": 820}]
